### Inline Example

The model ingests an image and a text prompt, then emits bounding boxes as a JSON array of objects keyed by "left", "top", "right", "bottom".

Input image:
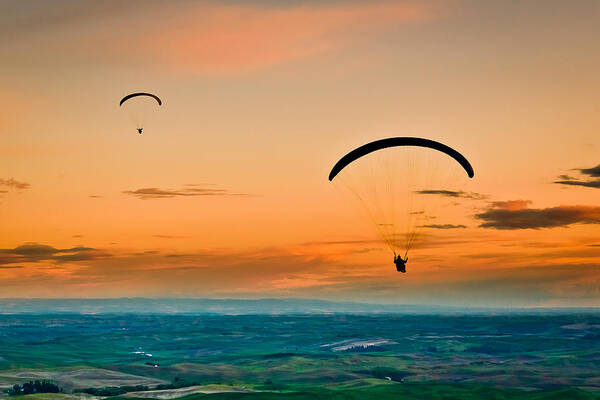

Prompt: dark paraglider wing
[
  {"left": 328, "top": 137, "right": 474, "bottom": 181},
  {"left": 119, "top": 92, "right": 162, "bottom": 107},
  {"left": 328, "top": 136, "right": 475, "bottom": 257}
]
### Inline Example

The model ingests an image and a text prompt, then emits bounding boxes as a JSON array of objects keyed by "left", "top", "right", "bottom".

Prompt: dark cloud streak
[
  {"left": 416, "top": 190, "right": 486, "bottom": 200},
  {"left": 476, "top": 201, "right": 600, "bottom": 230},
  {"left": 580, "top": 164, "right": 600, "bottom": 178},
  {"left": 419, "top": 224, "right": 467, "bottom": 229},
  {"left": 554, "top": 180, "right": 600, "bottom": 188},
  {"left": 0, "top": 178, "right": 30, "bottom": 190},
  {"left": 554, "top": 164, "right": 600, "bottom": 189},
  {"left": 0, "top": 243, "right": 110, "bottom": 266},
  {"left": 153, "top": 235, "right": 190, "bottom": 239},
  {"left": 124, "top": 185, "right": 249, "bottom": 199}
]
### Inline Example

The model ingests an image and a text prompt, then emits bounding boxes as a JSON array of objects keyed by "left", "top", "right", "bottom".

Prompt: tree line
[{"left": 7, "top": 380, "right": 61, "bottom": 395}]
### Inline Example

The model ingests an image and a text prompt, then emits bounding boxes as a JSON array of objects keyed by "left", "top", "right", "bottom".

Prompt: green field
[{"left": 1, "top": 312, "right": 599, "bottom": 399}]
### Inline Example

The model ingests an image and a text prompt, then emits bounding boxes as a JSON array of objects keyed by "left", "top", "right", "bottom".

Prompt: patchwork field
[{"left": 0, "top": 312, "right": 599, "bottom": 399}]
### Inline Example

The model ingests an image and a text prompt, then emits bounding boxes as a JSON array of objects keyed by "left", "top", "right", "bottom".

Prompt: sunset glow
[{"left": 1, "top": 0, "right": 599, "bottom": 306}]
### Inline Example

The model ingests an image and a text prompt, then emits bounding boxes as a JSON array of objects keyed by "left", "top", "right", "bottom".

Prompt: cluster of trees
[
  {"left": 8, "top": 381, "right": 61, "bottom": 396},
  {"left": 7, "top": 377, "right": 203, "bottom": 397}
]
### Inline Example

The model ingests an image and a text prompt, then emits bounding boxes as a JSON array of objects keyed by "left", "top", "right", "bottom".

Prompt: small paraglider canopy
[{"left": 119, "top": 92, "right": 162, "bottom": 107}]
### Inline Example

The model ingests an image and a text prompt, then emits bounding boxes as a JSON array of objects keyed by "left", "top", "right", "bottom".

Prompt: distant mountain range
[{"left": 0, "top": 298, "right": 597, "bottom": 315}]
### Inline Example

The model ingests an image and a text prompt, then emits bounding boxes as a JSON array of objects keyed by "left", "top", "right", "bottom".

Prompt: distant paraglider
[
  {"left": 329, "top": 137, "right": 474, "bottom": 273},
  {"left": 119, "top": 92, "right": 162, "bottom": 134}
]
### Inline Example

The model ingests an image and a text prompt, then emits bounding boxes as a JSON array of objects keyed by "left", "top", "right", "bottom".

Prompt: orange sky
[{"left": 1, "top": 0, "right": 599, "bottom": 306}]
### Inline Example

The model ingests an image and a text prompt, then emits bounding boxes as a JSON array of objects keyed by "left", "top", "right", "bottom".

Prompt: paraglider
[
  {"left": 119, "top": 92, "right": 162, "bottom": 134},
  {"left": 393, "top": 252, "right": 408, "bottom": 273},
  {"left": 328, "top": 137, "right": 474, "bottom": 273}
]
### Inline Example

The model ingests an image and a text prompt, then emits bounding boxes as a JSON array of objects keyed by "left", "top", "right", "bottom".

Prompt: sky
[{"left": 0, "top": 0, "right": 599, "bottom": 306}]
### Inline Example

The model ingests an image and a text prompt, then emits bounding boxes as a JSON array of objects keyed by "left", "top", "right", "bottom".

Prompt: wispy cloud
[
  {"left": 146, "top": 1, "right": 440, "bottom": 73},
  {"left": 123, "top": 184, "right": 249, "bottom": 199},
  {"left": 554, "top": 180, "right": 600, "bottom": 189},
  {"left": 476, "top": 201, "right": 600, "bottom": 230},
  {"left": 1, "top": 240, "right": 599, "bottom": 306},
  {"left": 4, "top": 1, "right": 442, "bottom": 74},
  {"left": 0, "top": 243, "right": 110, "bottom": 266},
  {"left": 416, "top": 190, "right": 487, "bottom": 199},
  {"left": 419, "top": 224, "right": 467, "bottom": 229},
  {"left": 554, "top": 163, "right": 600, "bottom": 189},
  {"left": 0, "top": 178, "right": 30, "bottom": 190},
  {"left": 153, "top": 235, "right": 191, "bottom": 239},
  {"left": 489, "top": 200, "right": 531, "bottom": 211},
  {"left": 0, "top": 0, "right": 157, "bottom": 42}
]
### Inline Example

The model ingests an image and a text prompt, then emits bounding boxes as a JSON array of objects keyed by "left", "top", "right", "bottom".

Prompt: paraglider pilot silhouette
[
  {"left": 328, "top": 137, "right": 474, "bottom": 273},
  {"left": 393, "top": 252, "right": 408, "bottom": 273}
]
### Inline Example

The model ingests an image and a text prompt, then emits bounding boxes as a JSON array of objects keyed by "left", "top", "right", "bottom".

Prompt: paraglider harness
[{"left": 394, "top": 251, "right": 408, "bottom": 273}]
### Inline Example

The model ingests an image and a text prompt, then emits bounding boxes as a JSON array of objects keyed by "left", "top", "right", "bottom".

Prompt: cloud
[
  {"left": 490, "top": 200, "right": 531, "bottom": 211},
  {"left": 299, "top": 233, "right": 481, "bottom": 252},
  {"left": 153, "top": 235, "right": 190, "bottom": 239},
  {"left": 299, "top": 239, "right": 379, "bottom": 247},
  {"left": 476, "top": 201, "right": 600, "bottom": 230},
  {"left": 554, "top": 180, "right": 600, "bottom": 189},
  {"left": 3, "top": 1, "right": 441, "bottom": 75},
  {"left": 580, "top": 164, "right": 600, "bottom": 178},
  {"left": 416, "top": 190, "right": 487, "bottom": 199},
  {"left": 554, "top": 164, "right": 600, "bottom": 189},
  {"left": 0, "top": 178, "right": 30, "bottom": 190},
  {"left": 89, "top": 195, "right": 103, "bottom": 198},
  {"left": 418, "top": 263, "right": 600, "bottom": 307},
  {"left": 29, "top": 245, "right": 354, "bottom": 297},
  {"left": 145, "top": 1, "right": 440, "bottom": 73},
  {"left": 123, "top": 185, "right": 249, "bottom": 199},
  {"left": 419, "top": 224, "right": 467, "bottom": 229},
  {"left": 0, "top": 0, "right": 160, "bottom": 42},
  {"left": 1, "top": 239, "right": 599, "bottom": 306},
  {"left": 0, "top": 243, "right": 110, "bottom": 266},
  {"left": 557, "top": 174, "right": 574, "bottom": 180}
]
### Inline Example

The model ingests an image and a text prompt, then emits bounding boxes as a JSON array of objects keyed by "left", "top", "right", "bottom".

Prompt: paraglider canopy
[
  {"left": 119, "top": 92, "right": 162, "bottom": 107},
  {"left": 329, "top": 137, "right": 474, "bottom": 181},
  {"left": 119, "top": 92, "right": 162, "bottom": 134},
  {"left": 328, "top": 136, "right": 474, "bottom": 264}
]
